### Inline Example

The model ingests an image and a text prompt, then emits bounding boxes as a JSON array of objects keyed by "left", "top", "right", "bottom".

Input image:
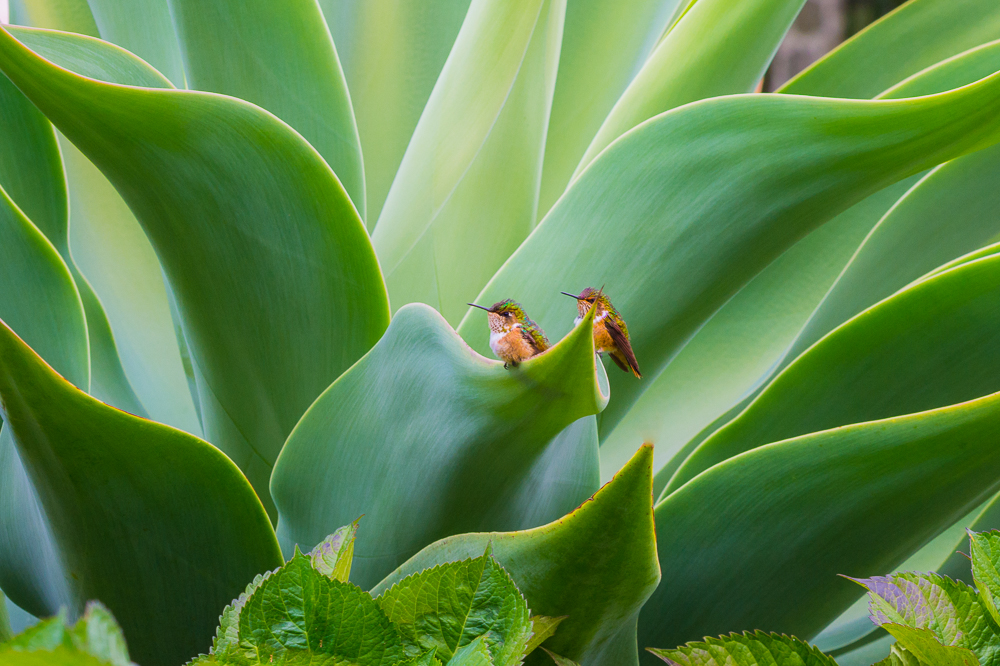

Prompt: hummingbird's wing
[
  {"left": 521, "top": 320, "right": 550, "bottom": 354},
  {"left": 605, "top": 317, "right": 641, "bottom": 378}
]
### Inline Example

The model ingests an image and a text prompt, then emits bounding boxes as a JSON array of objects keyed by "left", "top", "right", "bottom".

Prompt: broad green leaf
[
  {"left": 0, "top": 590, "right": 11, "bottom": 642},
  {"left": 0, "top": 177, "right": 86, "bottom": 617},
  {"left": 647, "top": 631, "right": 837, "bottom": 666},
  {"left": 525, "top": 616, "right": 566, "bottom": 655},
  {"left": 0, "top": 25, "right": 391, "bottom": 512},
  {"left": 0, "top": 602, "right": 133, "bottom": 666},
  {"left": 603, "top": 176, "right": 917, "bottom": 483},
  {"left": 537, "top": 0, "right": 681, "bottom": 217},
  {"left": 372, "top": 0, "right": 565, "bottom": 325},
  {"left": 272, "top": 303, "right": 607, "bottom": 589},
  {"left": 209, "top": 550, "right": 407, "bottom": 666},
  {"left": 767, "top": 41, "right": 1000, "bottom": 383},
  {"left": 320, "top": 0, "right": 471, "bottom": 227},
  {"left": 86, "top": 0, "right": 185, "bottom": 87},
  {"left": 377, "top": 552, "right": 532, "bottom": 665},
  {"left": 666, "top": 251, "right": 1000, "bottom": 492},
  {"left": 879, "top": 627, "right": 978, "bottom": 666},
  {"left": 640, "top": 389, "right": 1000, "bottom": 652},
  {"left": 780, "top": 0, "right": 1000, "bottom": 98},
  {"left": 309, "top": 521, "right": 359, "bottom": 583},
  {"left": 169, "top": 0, "right": 365, "bottom": 218},
  {"left": 858, "top": 573, "right": 996, "bottom": 664},
  {"left": 0, "top": 42, "right": 146, "bottom": 417},
  {"left": 462, "top": 70, "right": 1000, "bottom": 440},
  {"left": 6, "top": 0, "right": 98, "bottom": 36},
  {"left": 448, "top": 639, "right": 494, "bottom": 666},
  {"left": 59, "top": 135, "right": 200, "bottom": 434},
  {"left": 0, "top": 319, "right": 283, "bottom": 666},
  {"left": 573, "top": 0, "right": 806, "bottom": 178},
  {"left": 970, "top": 531, "right": 1000, "bottom": 627},
  {"left": 373, "top": 445, "right": 660, "bottom": 666}
]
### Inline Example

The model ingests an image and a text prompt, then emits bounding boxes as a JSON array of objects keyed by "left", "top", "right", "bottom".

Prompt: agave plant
[{"left": 3, "top": 0, "right": 1000, "bottom": 664}]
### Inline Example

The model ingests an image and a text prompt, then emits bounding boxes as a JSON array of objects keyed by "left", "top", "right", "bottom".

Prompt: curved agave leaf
[
  {"left": 640, "top": 388, "right": 1000, "bottom": 656},
  {"left": 601, "top": 176, "right": 917, "bottom": 483},
  {"left": 373, "top": 445, "right": 659, "bottom": 666},
  {"left": 0, "top": 25, "right": 391, "bottom": 513},
  {"left": 0, "top": 43, "right": 146, "bottom": 417},
  {"left": 7, "top": 0, "right": 98, "bottom": 36},
  {"left": 0, "top": 318, "right": 283, "bottom": 666},
  {"left": 667, "top": 250, "right": 1000, "bottom": 492},
  {"left": 781, "top": 0, "right": 1000, "bottom": 98},
  {"left": 0, "top": 183, "right": 86, "bottom": 618},
  {"left": 573, "top": 0, "right": 806, "bottom": 178},
  {"left": 169, "top": 0, "right": 365, "bottom": 218},
  {"left": 320, "top": 0, "right": 471, "bottom": 227},
  {"left": 537, "top": 0, "right": 681, "bottom": 217},
  {"left": 272, "top": 303, "right": 607, "bottom": 589},
  {"left": 632, "top": 36, "right": 1000, "bottom": 487},
  {"left": 463, "top": 70, "right": 1000, "bottom": 439},
  {"left": 372, "top": 0, "right": 565, "bottom": 325},
  {"left": 86, "top": 0, "right": 185, "bottom": 86}
]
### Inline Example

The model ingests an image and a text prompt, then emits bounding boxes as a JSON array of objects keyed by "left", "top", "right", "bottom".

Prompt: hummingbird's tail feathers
[{"left": 605, "top": 317, "right": 642, "bottom": 378}]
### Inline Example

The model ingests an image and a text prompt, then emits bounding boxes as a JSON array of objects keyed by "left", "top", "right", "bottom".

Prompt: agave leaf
[
  {"left": 603, "top": 175, "right": 917, "bottom": 484},
  {"left": 667, "top": 250, "right": 1000, "bottom": 492},
  {"left": 320, "top": 0, "right": 471, "bottom": 227},
  {"left": 573, "top": 0, "right": 806, "bottom": 179},
  {"left": 372, "top": 0, "right": 565, "bottom": 325},
  {"left": 272, "top": 303, "right": 607, "bottom": 588},
  {"left": 0, "top": 25, "right": 391, "bottom": 513},
  {"left": 463, "top": 68, "right": 1000, "bottom": 439},
  {"left": 0, "top": 318, "right": 283, "bottom": 665},
  {"left": 168, "top": 0, "right": 365, "bottom": 218},
  {"left": 7, "top": 0, "right": 99, "bottom": 36},
  {"left": 536, "top": 0, "right": 682, "bottom": 216},
  {"left": 647, "top": 631, "right": 838, "bottom": 666},
  {"left": 0, "top": 42, "right": 146, "bottom": 417},
  {"left": 781, "top": 0, "right": 1000, "bottom": 98},
  {"left": 85, "top": 0, "right": 185, "bottom": 86},
  {"left": 376, "top": 552, "right": 533, "bottom": 665},
  {"left": 969, "top": 531, "right": 1000, "bottom": 627},
  {"left": 0, "top": 181, "right": 85, "bottom": 619},
  {"left": 641, "top": 387, "right": 1000, "bottom": 653},
  {"left": 373, "top": 445, "right": 660, "bottom": 666}
]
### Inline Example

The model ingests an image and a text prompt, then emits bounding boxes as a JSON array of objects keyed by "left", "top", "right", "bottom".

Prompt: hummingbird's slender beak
[
  {"left": 560, "top": 291, "right": 581, "bottom": 300},
  {"left": 467, "top": 303, "right": 491, "bottom": 311}
]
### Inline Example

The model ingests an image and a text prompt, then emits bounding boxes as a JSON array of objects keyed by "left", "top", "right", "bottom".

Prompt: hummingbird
[
  {"left": 561, "top": 287, "right": 641, "bottom": 378},
  {"left": 467, "top": 299, "right": 550, "bottom": 368}
]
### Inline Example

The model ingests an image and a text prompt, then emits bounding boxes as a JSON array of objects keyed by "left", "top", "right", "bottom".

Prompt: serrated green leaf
[
  {"left": 537, "top": 0, "right": 681, "bottom": 216},
  {"left": 857, "top": 573, "right": 990, "bottom": 664},
  {"left": 374, "top": 444, "right": 659, "bottom": 666},
  {"left": 377, "top": 552, "right": 532, "bottom": 665},
  {"left": 668, "top": 249, "right": 1000, "bottom": 492},
  {"left": 641, "top": 387, "right": 1000, "bottom": 652},
  {"left": 969, "top": 531, "right": 1000, "bottom": 627},
  {"left": 309, "top": 521, "right": 359, "bottom": 584},
  {"left": 168, "top": 0, "right": 365, "bottom": 218},
  {"left": 224, "top": 551, "right": 406, "bottom": 666},
  {"left": 648, "top": 631, "right": 837, "bottom": 666},
  {"left": 273, "top": 303, "right": 606, "bottom": 588},
  {"left": 0, "top": 25, "right": 391, "bottom": 513},
  {"left": 372, "top": 0, "right": 565, "bottom": 325},
  {"left": 321, "top": 0, "right": 470, "bottom": 227},
  {"left": 573, "top": 0, "right": 805, "bottom": 178},
  {"left": 525, "top": 616, "right": 566, "bottom": 655},
  {"left": 463, "top": 65, "right": 1000, "bottom": 443},
  {"left": 0, "top": 602, "right": 134, "bottom": 666},
  {"left": 447, "top": 638, "right": 494, "bottom": 666},
  {"left": 540, "top": 648, "right": 579, "bottom": 666},
  {"left": 0, "top": 319, "right": 282, "bottom": 665},
  {"left": 881, "top": 627, "right": 979, "bottom": 666},
  {"left": 781, "top": 0, "right": 1000, "bottom": 98}
]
